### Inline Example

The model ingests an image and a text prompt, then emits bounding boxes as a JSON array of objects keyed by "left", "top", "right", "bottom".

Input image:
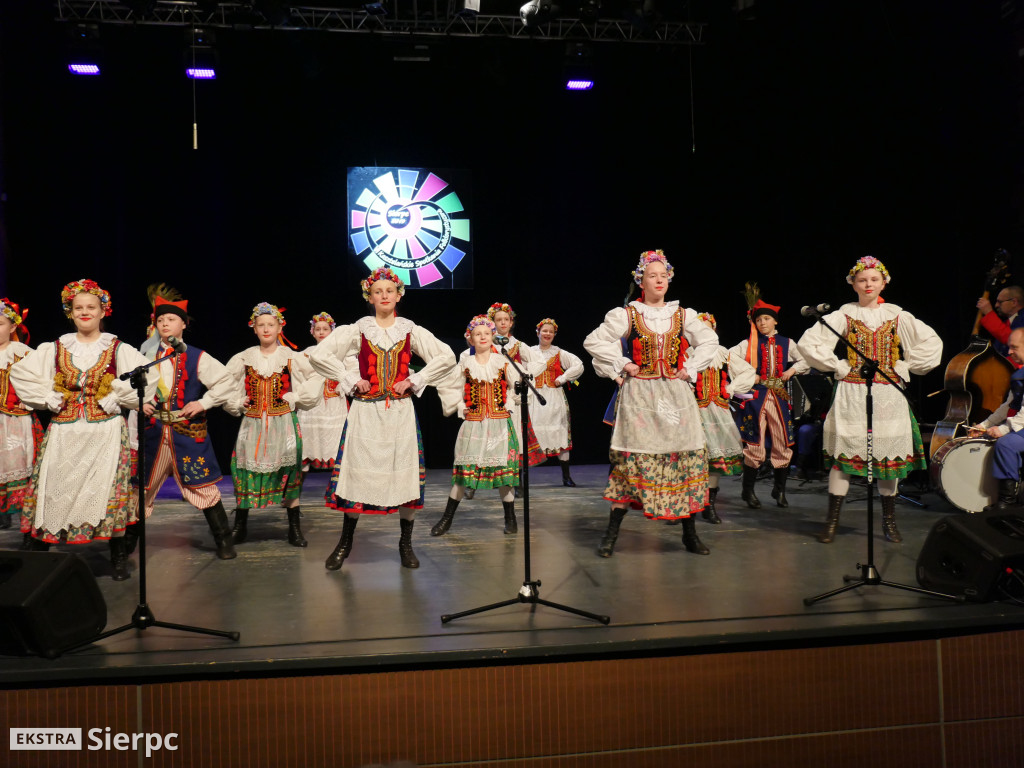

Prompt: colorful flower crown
[
  {"left": 632, "top": 249, "right": 674, "bottom": 286},
  {"left": 697, "top": 312, "right": 716, "bottom": 329},
  {"left": 535, "top": 318, "right": 558, "bottom": 334},
  {"left": 487, "top": 302, "right": 516, "bottom": 322},
  {"left": 0, "top": 298, "right": 25, "bottom": 327},
  {"left": 248, "top": 302, "right": 286, "bottom": 327},
  {"left": 310, "top": 312, "right": 336, "bottom": 333},
  {"left": 61, "top": 279, "right": 112, "bottom": 318},
  {"left": 465, "top": 314, "right": 497, "bottom": 340},
  {"left": 361, "top": 267, "right": 406, "bottom": 302},
  {"left": 846, "top": 255, "right": 891, "bottom": 285}
]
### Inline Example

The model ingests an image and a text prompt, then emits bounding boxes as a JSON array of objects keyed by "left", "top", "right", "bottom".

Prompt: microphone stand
[
  {"left": 802, "top": 310, "right": 959, "bottom": 605},
  {"left": 66, "top": 344, "right": 239, "bottom": 653},
  {"left": 441, "top": 340, "right": 610, "bottom": 625}
]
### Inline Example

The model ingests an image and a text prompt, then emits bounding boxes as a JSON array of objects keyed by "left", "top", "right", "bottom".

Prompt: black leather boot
[
  {"left": 231, "top": 508, "right": 249, "bottom": 544},
  {"left": 503, "top": 500, "right": 518, "bottom": 534},
  {"left": 431, "top": 496, "right": 460, "bottom": 536},
  {"left": 123, "top": 524, "right": 140, "bottom": 555},
  {"left": 702, "top": 487, "right": 721, "bottom": 524},
  {"left": 286, "top": 507, "right": 307, "bottom": 547},
  {"left": 399, "top": 518, "right": 419, "bottom": 568},
  {"left": 325, "top": 514, "right": 359, "bottom": 570},
  {"left": 741, "top": 465, "right": 761, "bottom": 509},
  {"left": 109, "top": 537, "right": 130, "bottom": 581},
  {"left": 19, "top": 531, "right": 33, "bottom": 550},
  {"left": 202, "top": 501, "right": 237, "bottom": 560},
  {"left": 771, "top": 467, "right": 789, "bottom": 508},
  {"left": 28, "top": 535, "right": 50, "bottom": 551},
  {"left": 819, "top": 494, "right": 844, "bottom": 543},
  {"left": 681, "top": 515, "right": 710, "bottom": 555},
  {"left": 560, "top": 460, "right": 576, "bottom": 487},
  {"left": 597, "top": 508, "right": 627, "bottom": 557},
  {"left": 985, "top": 478, "right": 1021, "bottom": 512},
  {"left": 0, "top": 513, "right": 11, "bottom": 529},
  {"left": 880, "top": 495, "right": 902, "bottom": 543}
]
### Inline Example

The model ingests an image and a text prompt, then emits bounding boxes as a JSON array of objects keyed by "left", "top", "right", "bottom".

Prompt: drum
[{"left": 929, "top": 437, "right": 998, "bottom": 513}]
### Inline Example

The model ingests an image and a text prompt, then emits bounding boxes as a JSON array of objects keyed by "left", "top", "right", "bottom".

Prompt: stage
[
  {"left": 2, "top": 466, "right": 1023, "bottom": 767},
  {"left": 0, "top": 464, "right": 1021, "bottom": 682}
]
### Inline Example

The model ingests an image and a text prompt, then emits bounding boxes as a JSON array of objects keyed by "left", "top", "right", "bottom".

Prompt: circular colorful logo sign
[{"left": 348, "top": 168, "right": 471, "bottom": 288}]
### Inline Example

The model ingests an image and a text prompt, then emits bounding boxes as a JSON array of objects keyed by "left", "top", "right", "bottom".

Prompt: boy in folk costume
[
  {"left": 432, "top": 315, "right": 521, "bottom": 536},
  {"left": 10, "top": 279, "right": 157, "bottom": 580},
  {"left": 0, "top": 298, "right": 42, "bottom": 534},
  {"left": 687, "top": 312, "right": 757, "bottom": 524},
  {"left": 309, "top": 267, "right": 457, "bottom": 571},
  {"left": 140, "top": 297, "right": 239, "bottom": 560},
  {"left": 729, "top": 285, "right": 809, "bottom": 510},
  {"left": 584, "top": 250, "right": 719, "bottom": 557},
  {"left": 224, "top": 302, "right": 324, "bottom": 548}
]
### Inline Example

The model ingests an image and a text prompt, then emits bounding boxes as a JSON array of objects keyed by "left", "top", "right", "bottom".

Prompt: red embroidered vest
[
  {"left": 535, "top": 353, "right": 566, "bottom": 388},
  {"left": 243, "top": 362, "right": 292, "bottom": 418},
  {"left": 463, "top": 365, "right": 510, "bottom": 421},
  {"left": 843, "top": 317, "right": 901, "bottom": 385},
  {"left": 353, "top": 333, "right": 412, "bottom": 402},
  {"left": 695, "top": 364, "right": 730, "bottom": 409},
  {"left": 0, "top": 355, "right": 30, "bottom": 416},
  {"left": 626, "top": 305, "right": 689, "bottom": 379},
  {"left": 52, "top": 340, "right": 121, "bottom": 423}
]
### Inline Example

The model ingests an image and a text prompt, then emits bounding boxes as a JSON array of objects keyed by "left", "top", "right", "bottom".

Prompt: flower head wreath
[
  {"left": 846, "top": 255, "right": 892, "bottom": 285},
  {"left": 249, "top": 302, "right": 297, "bottom": 349},
  {"left": 361, "top": 268, "right": 406, "bottom": 302},
  {"left": 535, "top": 318, "right": 559, "bottom": 335},
  {"left": 310, "top": 311, "right": 336, "bottom": 334},
  {"left": 465, "top": 314, "right": 497, "bottom": 341},
  {"left": 487, "top": 302, "right": 516, "bottom": 322},
  {"left": 632, "top": 249, "right": 675, "bottom": 286},
  {"left": 61, "top": 279, "right": 112, "bottom": 318},
  {"left": 0, "top": 298, "right": 26, "bottom": 328}
]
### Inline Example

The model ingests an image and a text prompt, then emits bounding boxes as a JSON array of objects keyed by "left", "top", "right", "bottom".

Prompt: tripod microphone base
[
  {"left": 442, "top": 580, "right": 610, "bottom": 625},
  {"left": 804, "top": 563, "right": 964, "bottom": 605}
]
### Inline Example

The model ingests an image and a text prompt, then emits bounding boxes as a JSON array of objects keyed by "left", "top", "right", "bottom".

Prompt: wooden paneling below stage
[{"left": 4, "top": 630, "right": 1023, "bottom": 768}]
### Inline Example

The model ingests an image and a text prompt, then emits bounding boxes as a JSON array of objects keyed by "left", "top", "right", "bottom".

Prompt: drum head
[{"left": 932, "top": 438, "right": 998, "bottom": 513}]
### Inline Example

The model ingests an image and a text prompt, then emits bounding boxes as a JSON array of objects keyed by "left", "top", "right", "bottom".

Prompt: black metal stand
[
  {"left": 66, "top": 350, "right": 239, "bottom": 653},
  {"left": 803, "top": 312, "right": 960, "bottom": 605},
  {"left": 441, "top": 345, "right": 610, "bottom": 625}
]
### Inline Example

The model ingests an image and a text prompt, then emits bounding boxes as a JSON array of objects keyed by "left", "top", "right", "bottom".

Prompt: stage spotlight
[
  {"left": 183, "top": 27, "right": 218, "bottom": 80},
  {"left": 66, "top": 23, "right": 102, "bottom": 76},
  {"left": 453, "top": 0, "right": 481, "bottom": 16},
  {"left": 363, "top": 1, "right": 388, "bottom": 14},
  {"left": 563, "top": 41, "right": 595, "bottom": 91},
  {"left": 521, "top": 1, "right": 560, "bottom": 27},
  {"left": 579, "top": 0, "right": 601, "bottom": 20}
]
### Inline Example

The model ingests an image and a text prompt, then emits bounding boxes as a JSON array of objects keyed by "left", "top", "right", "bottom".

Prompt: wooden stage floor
[{"left": 1, "top": 464, "right": 1022, "bottom": 685}]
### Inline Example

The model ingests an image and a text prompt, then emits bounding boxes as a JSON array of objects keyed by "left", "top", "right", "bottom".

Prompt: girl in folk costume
[
  {"left": 140, "top": 297, "right": 239, "bottom": 560},
  {"left": 687, "top": 312, "right": 757, "bottom": 524},
  {"left": 487, "top": 302, "right": 546, "bottom": 470},
  {"left": 298, "top": 312, "right": 348, "bottom": 471},
  {"left": 309, "top": 268, "right": 457, "bottom": 571},
  {"left": 224, "top": 302, "right": 323, "bottom": 548},
  {"left": 583, "top": 250, "right": 719, "bottom": 557},
  {"left": 10, "top": 279, "right": 156, "bottom": 580},
  {"left": 0, "top": 298, "right": 42, "bottom": 534},
  {"left": 729, "top": 285, "right": 809, "bottom": 510},
  {"left": 432, "top": 315, "right": 520, "bottom": 536},
  {"left": 528, "top": 318, "right": 584, "bottom": 487},
  {"left": 797, "top": 256, "right": 942, "bottom": 543}
]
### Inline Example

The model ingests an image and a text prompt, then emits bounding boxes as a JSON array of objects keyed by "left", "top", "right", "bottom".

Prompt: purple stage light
[
  {"left": 68, "top": 63, "right": 101, "bottom": 76},
  {"left": 565, "top": 79, "right": 594, "bottom": 91},
  {"left": 186, "top": 67, "right": 217, "bottom": 80}
]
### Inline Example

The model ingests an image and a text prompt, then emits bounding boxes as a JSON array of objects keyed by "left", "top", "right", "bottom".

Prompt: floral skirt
[
  {"left": 604, "top": 448, "right": 709, "bottom": 519},
  {"left": 3, "top": 414, "right": 42, "bottom": 519},
  {"left": 453, "top": 427, "right": 521, "bottom": 490},
  {"left": 824, "top": 414, "right": 927, "bottom": 480},
  {"left": 231, "top": 413, "right": 304, "bottom": 508}
]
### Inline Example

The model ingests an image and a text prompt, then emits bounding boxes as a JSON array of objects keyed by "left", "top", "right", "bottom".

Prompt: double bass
[{"left": 929, "top": 250, "right": 1014, "bottom": 456}]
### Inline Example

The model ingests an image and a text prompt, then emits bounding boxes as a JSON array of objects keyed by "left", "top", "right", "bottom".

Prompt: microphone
[
  {"left": 165, "top": 335, "right": 187, "bottom": 354},
  {"left": 800, "top": 303, "right": 830, "bottom": 317},
  {"left": 495, "top": 335, "right": 509, "bottom": 347}
]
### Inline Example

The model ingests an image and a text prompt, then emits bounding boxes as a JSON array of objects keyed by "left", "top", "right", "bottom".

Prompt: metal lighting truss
[{"left": 54, "top": 1, "right": 706, "bottom": 45}]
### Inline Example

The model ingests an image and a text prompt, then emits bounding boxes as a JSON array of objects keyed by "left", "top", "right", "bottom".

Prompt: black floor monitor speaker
[
  {"left": 0, "top": 551, "right": 107, "bottom": 658},
  {"left": 916, "top": 511, "right": 1024, "bottom": 601}
]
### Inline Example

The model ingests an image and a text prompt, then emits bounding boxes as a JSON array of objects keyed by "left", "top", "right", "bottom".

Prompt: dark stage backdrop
[{"left": 1, "top": 0, "right": 1022, "bottom": 470}]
